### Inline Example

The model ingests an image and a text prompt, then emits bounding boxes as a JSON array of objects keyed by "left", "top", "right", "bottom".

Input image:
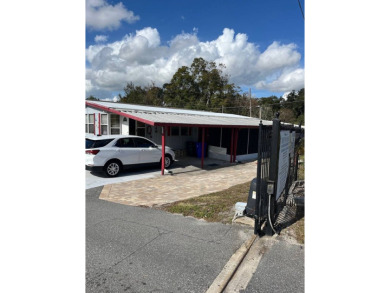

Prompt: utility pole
[
  {"left": 249, "top": 88, "right": 252, "bottom": 117},
  {"left": 256, "top": 105, "right": 262, "bottom": 119}
]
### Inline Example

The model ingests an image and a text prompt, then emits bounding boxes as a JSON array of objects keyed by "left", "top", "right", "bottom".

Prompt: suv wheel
[
  {"left": 163, "top": 155, "right": 172, "bottom": 169},
  {"left": 104, "top": 160, "right": 121, "bottom": 177}
]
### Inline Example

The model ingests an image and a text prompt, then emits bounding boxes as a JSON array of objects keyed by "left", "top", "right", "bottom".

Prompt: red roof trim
[
  {"left": 154, "top": 122, "right": 260, "bottom": 129},
  {"left": 86, "top": 101, "right": 155, "bottom": 126}
]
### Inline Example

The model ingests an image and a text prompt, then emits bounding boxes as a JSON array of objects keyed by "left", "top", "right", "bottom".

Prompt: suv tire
[
  {"left": 162, "top": 155, "right": 173, "bottom": 169},
  {"left": 104, "top": 160, "right": 122, "bottom": 177}
]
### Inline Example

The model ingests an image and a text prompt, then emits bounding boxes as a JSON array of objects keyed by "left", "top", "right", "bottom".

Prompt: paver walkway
[{"left": 99, "top": 161, "right": 257, "bottom": 207}]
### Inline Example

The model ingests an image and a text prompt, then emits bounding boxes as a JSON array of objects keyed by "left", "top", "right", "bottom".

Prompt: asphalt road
[
  {"left": 243, "top": 239, "right": 304, "bottom": 293},
  {"left": 86, "top": 186, "right": 252, "bottom": 293}
]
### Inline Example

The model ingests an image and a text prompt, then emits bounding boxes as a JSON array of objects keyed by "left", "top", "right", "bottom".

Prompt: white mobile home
[{"left": 86, "top": 101, "right": 272, "bottom": 169}]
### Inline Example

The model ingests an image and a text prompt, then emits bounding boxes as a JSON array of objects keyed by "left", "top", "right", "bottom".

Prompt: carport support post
[
  {"left": 161, "top": 126, "right": 166, "bottom": 175},
  {"left": 230, "top": 128, "right": 234, "bottom": 163},
  {"left": 233, "top": 128, "right": 239, "bottom": 162},
  {"left": 201, "top": 127, "right": 205, "bottom": 169}
]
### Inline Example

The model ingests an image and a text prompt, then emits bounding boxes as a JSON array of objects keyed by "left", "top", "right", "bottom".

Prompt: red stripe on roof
[{"left": 86, "top": 101, "right": 155, "bottom": 126}]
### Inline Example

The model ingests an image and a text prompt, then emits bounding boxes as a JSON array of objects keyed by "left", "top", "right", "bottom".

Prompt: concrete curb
[
  {"left": 223, "top": 235, "right": 276, "bottom": 292},
  {"left": 205, "top": 234, "right": 257, "bottom": 293},
  {"left": 99, "top": 184, "right": 112, "bottom": 200}
]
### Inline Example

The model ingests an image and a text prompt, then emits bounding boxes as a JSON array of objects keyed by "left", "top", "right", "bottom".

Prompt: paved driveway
[
  {"left": 86, "top": 186, "right": 252, "bottom": 293},
  {"left": 85, "top": 157, "right": 242, "bottom": 190},
  {"left": 99, "top": 160, "right": 257, "bottom": 207}
]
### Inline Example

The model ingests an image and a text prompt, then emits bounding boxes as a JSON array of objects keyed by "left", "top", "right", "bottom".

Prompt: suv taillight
[{"left": 86, "top": 150, "right": 100, "bottom": 155}]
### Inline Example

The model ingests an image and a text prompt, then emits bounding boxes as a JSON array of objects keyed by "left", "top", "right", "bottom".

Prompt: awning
[{"left": 86, "top": 100, "right": 272, "bottom": 128}]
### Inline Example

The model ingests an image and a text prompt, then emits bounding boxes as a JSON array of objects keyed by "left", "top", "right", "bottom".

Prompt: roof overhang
[
  {"left": 86, "top": 101, "right": 280, "bottom": 128},
  {"left": 86, "top": 101, "right": 156, "bottom": 125}
]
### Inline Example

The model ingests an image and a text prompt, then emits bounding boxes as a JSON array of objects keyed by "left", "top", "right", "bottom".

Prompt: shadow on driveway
[{"left": 86, "top": 157, "right": 251, "bottom": 189}]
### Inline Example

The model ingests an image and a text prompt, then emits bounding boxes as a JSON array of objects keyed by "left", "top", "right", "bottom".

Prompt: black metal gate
[{"left": 254, "top": 114, "right": 304, "bottom": 236}]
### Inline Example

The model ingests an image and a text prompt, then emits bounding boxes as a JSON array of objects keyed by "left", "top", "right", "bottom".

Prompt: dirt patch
[
  {"left": 279, "top": 217, "right": 305, "bottom": 244},
  {"left": 298, "top": 155, "right": 304, "bottom": 180}
]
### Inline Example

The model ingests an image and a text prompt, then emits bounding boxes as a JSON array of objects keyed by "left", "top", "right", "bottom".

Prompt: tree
[
  {"left": 282, "top": 89, "right": 304, "bottom": 124},
  {"left": 121, "top": 82, "right": 145, "bottom": 105},
  {"left": 86, "top": 95, "right": 99, "bottom": 101},
  {"left": 163, "top": 66, "right": 199, "bottom": 108},
  {"left": 294, "top": 88, "right": 305, "bottom": 123},
  {"left": 279, "top": 108, "right": 296, "bottom": 124},
  {"left": 283, "top": 90, "right": 304, "bottom": 118},
  {"left": 120, "top": 82, "right": 146, "bottom": 104},
  {"left": 190, "top": 58, "right": 225, "bottom": 107},
  {"left": 119, "top": 82, "right": 164, "bottom": 106},
  {"left": 256, "top": 88, "right": 305, "bottom": 124},
  {"left": 144, "top": 82, "right": 164, "bottom": 106},
  {"left": 163, "top": 58, "right": 240, "bottom": 110},
  {"left": 258, "top": 95, "right": 282, "bottom": 120}
]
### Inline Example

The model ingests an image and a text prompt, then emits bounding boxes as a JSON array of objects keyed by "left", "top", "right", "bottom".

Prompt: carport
[{"left": 86, "top": 101, "right": 267, "bottom": 175}]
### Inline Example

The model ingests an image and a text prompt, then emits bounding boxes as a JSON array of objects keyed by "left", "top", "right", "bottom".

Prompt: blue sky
[{"left": 86, "top": 0, "right": 304, "bottom": 100}]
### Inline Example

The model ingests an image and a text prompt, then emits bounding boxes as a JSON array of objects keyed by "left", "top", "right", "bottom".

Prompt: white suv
[{"left": 86, "top": 135, "right": 176, "bottom": 177}]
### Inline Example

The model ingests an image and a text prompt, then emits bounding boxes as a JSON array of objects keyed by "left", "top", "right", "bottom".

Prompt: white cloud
[
  {"left": 86, "top": 27, "right": 304, "bottom": 97},
  {"left": 101, "top": 96, "right": 119, "bottom": 102},
  {"left": 94, "top": 35, "right": 108, "bottom": 43},
  {"left": 257, "top": 68, "right": 305, "bottom": 92},
  {"left": 85, "top": 79, "right": 93, "bottom": 93},
  {"left": 282, "top": 91, "right": 291, "bottom": 100},
  {"left": 86, "top": 0, "right": 139, "bottom": 31}
]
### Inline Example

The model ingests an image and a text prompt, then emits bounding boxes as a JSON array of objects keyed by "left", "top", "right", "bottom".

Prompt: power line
[
  {"left": 259, "top": 100, "right": 304, "bottom": 106},
  {"left": 166, "top": 100, "right": 304, "bottom": 111},
  {"left": 297, "top": 0, "right": 305, "bottom": 20},
  {"left": 206, "top": 100, "right": 304, "bottom": 111}
]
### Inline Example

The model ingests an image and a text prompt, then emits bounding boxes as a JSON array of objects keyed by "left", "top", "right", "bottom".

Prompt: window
[
  {"left": 132, "top": 137, "right": 155, "bottom": 148},
  {"left": 85, "top": 114, "right": 94, "bottom": 134},
  {"left": 100, "top": 114, "right": 108, "bottom": 135},
  {"left": 129, "top": 119, "right": 136, "bottom": 135},
  {"left": 136, "top": 121, "right": 146, "bottom": 137},
  {"left": 115, "top": 138, "right": 134, "bottom": 148},
  {"left": 86, "top": 138, "right": 114, "bottom": 149},
  {"left": 181, "top": 127, "right": 189, "bottom": 136},
  {"left": 171, "top": 126, "right": 180, "bottom": 136},
  {"left": 110, "top": 114, "right": 120, "bottom": 135}
]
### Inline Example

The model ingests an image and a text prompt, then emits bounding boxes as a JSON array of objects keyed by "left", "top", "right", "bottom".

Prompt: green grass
[{"left": 160, "top": 181, "right": 251, "bottom": 223}]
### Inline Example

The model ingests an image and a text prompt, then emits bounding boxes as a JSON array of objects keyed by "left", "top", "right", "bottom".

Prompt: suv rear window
[{"left": 86, "top": 138, "right": 114, "bottom": 149}]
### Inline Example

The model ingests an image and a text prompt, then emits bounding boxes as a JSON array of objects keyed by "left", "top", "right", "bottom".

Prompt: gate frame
[{"left": 254, "top": 113, "right": 303, "bottom": 236}]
